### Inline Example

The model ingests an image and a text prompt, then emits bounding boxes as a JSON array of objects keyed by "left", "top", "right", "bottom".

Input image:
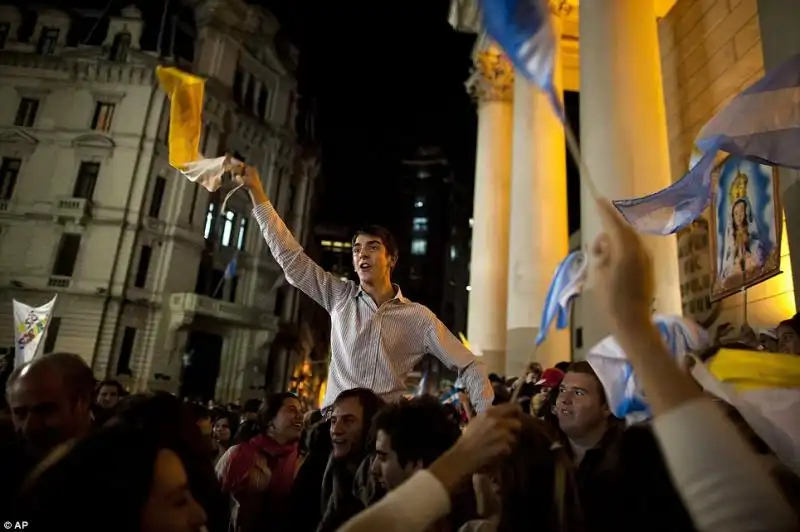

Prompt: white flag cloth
[
  {"left": 179, "top": 156, "right": 245, "bottom": 213},
  {"left": 587, "top": 314, "right": 709, "bottom": 423},
  {"left": 13, "top": 295, "right": 57, "bottom": 368}
]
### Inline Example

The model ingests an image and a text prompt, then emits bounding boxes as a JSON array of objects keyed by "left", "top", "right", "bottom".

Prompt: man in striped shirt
[{"left": 238, "top": 165, "right": 493, "bottom": 413}]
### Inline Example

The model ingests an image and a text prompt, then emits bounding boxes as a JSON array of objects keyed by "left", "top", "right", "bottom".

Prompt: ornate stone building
[
  {"left": 453, "top": 0, "right": 799, "bottom": 374},
  {"left": 0, "top": 0, "right": 320, "bottom": 402}
]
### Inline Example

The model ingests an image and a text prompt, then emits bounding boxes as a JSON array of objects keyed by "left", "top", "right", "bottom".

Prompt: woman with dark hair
[
  {"left": 113, "top": 392, "right": 230, "bottom": 532},
  {"left": 216, "top": 392, "right": 304, "bottom": 532},
  {"left": 19, "top": 426, "right": 207, "bottom": 532},
  {"left": 211, "top": 410, "right": 240, "bottom": 464}
]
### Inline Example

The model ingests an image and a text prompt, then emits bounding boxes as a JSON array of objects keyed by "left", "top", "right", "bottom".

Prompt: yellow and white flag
[
  {"left": 156, "top": 66, "right": 242, "bottom": 192},
  {"left": 13, "top": 295, "right": 57, "bottom": 368}
]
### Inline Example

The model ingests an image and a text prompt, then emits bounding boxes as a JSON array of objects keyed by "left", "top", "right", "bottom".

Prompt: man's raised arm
[{"left": 239, "top": 165, "right": 352, "bottom": 313}]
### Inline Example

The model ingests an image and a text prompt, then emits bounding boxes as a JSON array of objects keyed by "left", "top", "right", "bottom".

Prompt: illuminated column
[
  {"left": 506, "top": 4, "right": 569, "bottom": 377},
  {"left": 466, "top": 46, "right": 514, "bottom": 374},
  {"left": 577, "top": 0, "right": 682, "bottom": 355}
]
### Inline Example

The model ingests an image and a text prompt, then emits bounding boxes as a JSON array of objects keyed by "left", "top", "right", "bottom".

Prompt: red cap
[{"left": 535, "top": 368, "right": 565, "bottom": 388}]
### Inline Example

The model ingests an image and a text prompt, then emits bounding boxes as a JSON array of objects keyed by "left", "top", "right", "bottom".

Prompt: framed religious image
[{"left": 709, "top": 155, "right": 782, "bottom": 302}]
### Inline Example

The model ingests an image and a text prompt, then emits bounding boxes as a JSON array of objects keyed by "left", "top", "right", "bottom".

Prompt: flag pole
[{"left": 563, "top": 120, "right": 600, "bottom": 200}]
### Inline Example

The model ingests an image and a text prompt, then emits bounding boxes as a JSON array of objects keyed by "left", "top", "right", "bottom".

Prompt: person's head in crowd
[
  {"left": 555, "top": 361, "right": 612, "bottom": 447},
  {"left": 21, "top": 425, "right": 207, "bottom": 532},
  {"left": 259, "top": 392, "right": 303, "bottom": 445},
  {"left": 6, "top": 352, "right": 94, "bottom": 456},
  {"left": 304, "top": 408, "right": 323, "bottom": 428},
  {"left": 492, "top": 382, "right": 511, "bottom": 405},
  {"left": 532, "top": 368, "right": 565, "bottom": 416},
  {"left": 554, "top": 361, "right": 571, "bottom": 373},
  {"left": 488, "top": 373, "right": 503, "bottom": 385},
  {"left": 330, "top": 388, "right": 385, "bottom": 461},
  {"left": 212, "top": 411, "right": 239, "bottom": 449},
  {"left": 96, "top": 379, "right": 124, "bottom": 411},
  {"left": 776, "top": 315, "right": 800, "bottom": 354},
  {"left": 488, "top": 415, "right": 583, "bottom": 531},
  {"left": 370, "top": 397, "right": 461, "bottom": 491},
  {"left": 241, "top": 398, "right": 262, "bottom": 423},
  {"left": 525, "top": 362, "right": 543, "bottom": 383}
]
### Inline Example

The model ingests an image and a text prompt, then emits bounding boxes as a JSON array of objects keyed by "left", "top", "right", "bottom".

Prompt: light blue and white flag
[
  {"left": 613, "top": 143, "right": 722, "bottom": 235},
  {"left": 480, "top": 0, "right": 564, "bottom": 120},
  {"left": 587, "top": 314, "right": 709, "bottom": 422},
  {"left": 535, "top": 250, "right": 587, "bottom": 346},
  {"left": 614, "top": 52, "right": 800, "bottom": 235},
  {"left": 697, "top": 52, "right": 800, "bottom": 170}
]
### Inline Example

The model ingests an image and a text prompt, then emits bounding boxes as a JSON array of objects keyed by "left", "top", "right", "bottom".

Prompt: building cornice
[{"left": 0, "top": 50, "right": 156, "bottom": 86}]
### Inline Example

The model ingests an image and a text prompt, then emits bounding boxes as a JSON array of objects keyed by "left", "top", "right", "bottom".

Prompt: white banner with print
[{"left": 13, "top": 295, "right": 57, "bottom": 368}]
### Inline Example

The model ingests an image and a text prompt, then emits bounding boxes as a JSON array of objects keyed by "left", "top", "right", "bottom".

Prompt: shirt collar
[{"left": 356, "top": 283, "right": 408, "bottom": 304}]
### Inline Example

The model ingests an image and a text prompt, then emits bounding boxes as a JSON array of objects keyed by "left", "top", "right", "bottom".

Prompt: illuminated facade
[
  {"left": 452, "top": 0, "right": 799, "bottom": 373},
  {"left": 0, "top": 0, "right": 319, "bottom": 402}
]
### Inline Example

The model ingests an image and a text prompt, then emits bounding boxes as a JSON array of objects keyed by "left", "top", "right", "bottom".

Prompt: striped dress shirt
[{"left": 253, "top": 202, "right": 494, "bottom": 413}]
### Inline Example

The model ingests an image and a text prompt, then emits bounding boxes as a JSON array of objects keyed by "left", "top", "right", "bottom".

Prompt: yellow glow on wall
[{"left": 317, "top": 379, "right": 327, "bottom": 408}]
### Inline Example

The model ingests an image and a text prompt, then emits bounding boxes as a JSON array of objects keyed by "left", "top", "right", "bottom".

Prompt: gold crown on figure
[{"left": 729, "top": 171, "right": 749, "bottom": 204}]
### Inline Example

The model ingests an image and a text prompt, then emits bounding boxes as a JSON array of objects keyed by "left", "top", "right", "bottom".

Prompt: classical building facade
[
  {"left": 0, "top": 0, "right": 320, "bottom": 402},
  {"left": 453, "top": 0, "right": 799, "bottom": 375}
]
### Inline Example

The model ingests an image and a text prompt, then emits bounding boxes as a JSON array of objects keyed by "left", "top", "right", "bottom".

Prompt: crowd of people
[{"left": 1, "top": 165, "right": 799, "bottom": 532}]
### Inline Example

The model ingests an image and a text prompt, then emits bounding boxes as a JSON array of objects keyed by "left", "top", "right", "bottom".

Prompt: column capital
[{"left": 467, "top": 45, "right": 515, "bottom": 104}]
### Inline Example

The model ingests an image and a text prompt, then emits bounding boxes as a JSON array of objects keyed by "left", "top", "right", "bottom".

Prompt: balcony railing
[{"left": 169, "top": 292, "right": 278, "bottom": 329}]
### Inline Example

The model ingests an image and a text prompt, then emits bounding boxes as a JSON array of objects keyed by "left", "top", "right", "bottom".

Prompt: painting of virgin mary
[{"left": 709, "top": 156, "right": 781, "bottom": 301}]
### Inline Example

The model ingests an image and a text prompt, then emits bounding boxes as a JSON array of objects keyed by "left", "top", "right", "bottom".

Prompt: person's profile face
[{"left": 352, "top": 234, "right": 394, "bottom": 284}]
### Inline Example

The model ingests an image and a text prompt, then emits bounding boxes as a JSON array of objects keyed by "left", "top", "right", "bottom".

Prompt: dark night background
[{"left": 42, "top": 0, "right": 581, "bottom": 238}]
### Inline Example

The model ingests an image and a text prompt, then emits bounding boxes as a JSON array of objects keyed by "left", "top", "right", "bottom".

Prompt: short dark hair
[
  {"left": 372, "top": 397, "right": 460, "bottom": 468},
  {"left": 96, "top": 379, "right": 124, "bottom": 396},
  {"left": 352, "top": 225, "right": 398, "bottom": 260},
  {"left": 258, "top": 392, "right": 298, "bottom": 428},
  {"left": 333, "top": 388, "right": 385, "bottom": 450},
  {"left": 7, "top": 352, "right": 95, "bottom": 404}
]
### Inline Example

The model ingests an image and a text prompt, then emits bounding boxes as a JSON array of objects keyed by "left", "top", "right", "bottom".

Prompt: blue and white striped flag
[
  {"left": 480, "top": 0, "right": 564, "bottom": 120},
  {"left": 697, "top": 53, "right": 800, "bottom": 170},
  {"left": 223, "top": 257, "right": 237, "bottom": 280},
  {"left": 614, "top": 52, "right": 800, "bottom": 235},
  {"left": 535, "top": 250, "right": 587, "bottom": 346}
]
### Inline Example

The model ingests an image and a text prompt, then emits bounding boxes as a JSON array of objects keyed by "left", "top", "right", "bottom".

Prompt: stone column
[
  {"left": 506, "top": 4, "right": 570, "bottom": 377},
  {"left": 576, "top": 0, "right": 682, "bottom": 357},
  {"left": 466, "top": 45, "right": 514, "bottom": 374}
]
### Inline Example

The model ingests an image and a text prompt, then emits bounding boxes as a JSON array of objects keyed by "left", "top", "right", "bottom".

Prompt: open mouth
[{"left": 358, "top": 262, "right": 371, "bottom": 272}]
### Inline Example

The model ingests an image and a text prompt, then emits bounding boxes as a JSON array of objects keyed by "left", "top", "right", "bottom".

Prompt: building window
[
  {"left": 450, "top": 246, "right": 457, "bottom": 261},
  {"left": 411, "top": 238, "right": 427, "bottom": 255},
  {"left": 236, "top": 217, "right": 247, "bottom": 250},
  {"left": 73, "top": 162, "right": 100, "bottom": 200},
  {"left": 117, "top": 326, "right": 136, "bottom": 376},
  {"left": 412, "top": 217, "right": 428, "bottom": 233},
  {"left": 43, "top": 317, "right": 61, "bottom": 354},
  {"left": 0, "top": 158, "right": 21, "bottom": 201},
  {"left": 258, "top": 86, "right": 270, "bottom": 119},
  {"left": 134, "top": 245, "right": 152, "bottom": 288},
  {"left": 203, "top": 202, "right": 214, "bottom": 239},
  {"left": 229, "top": 276, "right": 238, "bottom": 303},
  {"left": 414, "top": 197, "right": 424, "bottom": 208},
  {"left": 37, "top": 27, "right": 58, "bottom": 55},
  {"left": 14, "top": 98, "right": 39, "bottom": 127},
  {"left": 149, "top": 176, "right": 167, "bottom": 219},
  {"left": 52, "top": 234, "right": 82, "bottom": 277},
  {"left": 110, "top": 32, "right": 131, "bottom": 61},
  {"left": 243, "top": 78, "right": 255, "bottom": 114},
  {"left": 188, "top": 187, "right": 199, "bottom": 225},
  {"left": 91, "top": 102, "right": 116, "bottom": 132},
  {"left": 220, "top": 210, "right": 235, "bottom": 247},
  {"left": 0, "top": 22, "right": 9, "bottom": 49},
  {"left": 233, "top": 64, "right": 244, "bottom": 102}
]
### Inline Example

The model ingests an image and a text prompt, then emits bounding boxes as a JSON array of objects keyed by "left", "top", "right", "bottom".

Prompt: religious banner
[
  {"left": 13, "top": 295, "right": 57, "bottom": 368},
  {"left": 677, "top": 218, "right": 720, "bottom": 327},
  {"left": 709, "top": 156, "right": 782, "bottom": 301}
]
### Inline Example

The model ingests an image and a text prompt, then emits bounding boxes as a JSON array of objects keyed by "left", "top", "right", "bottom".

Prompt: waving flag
[
  {"left": 223, "top": 257, "right": 237, "bottom": 280},
  {"left": 156, "top": 66, "right": 242, "bottom": 192},
  {"left": 535, "top": 251, "right": 587, "bottom": 346},
  {"left": 13, "top": 295, "right": 58, "bottom": 368},
  {"left": 480, "top": 0, "right": 564, "bottom": 119},
  {"left": 614, "top": 52, "right": 800, "bottom": 235},
  {"left": 587, "top": 315, "right": 709, "bottom": 421},
  {"left": 697, "top": 53, "right": 800, "bottom": 170}
]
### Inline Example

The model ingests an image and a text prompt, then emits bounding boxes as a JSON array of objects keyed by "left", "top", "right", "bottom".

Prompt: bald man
[{"left": 6, "top": 352, "right": 94, "bottom": 457}]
